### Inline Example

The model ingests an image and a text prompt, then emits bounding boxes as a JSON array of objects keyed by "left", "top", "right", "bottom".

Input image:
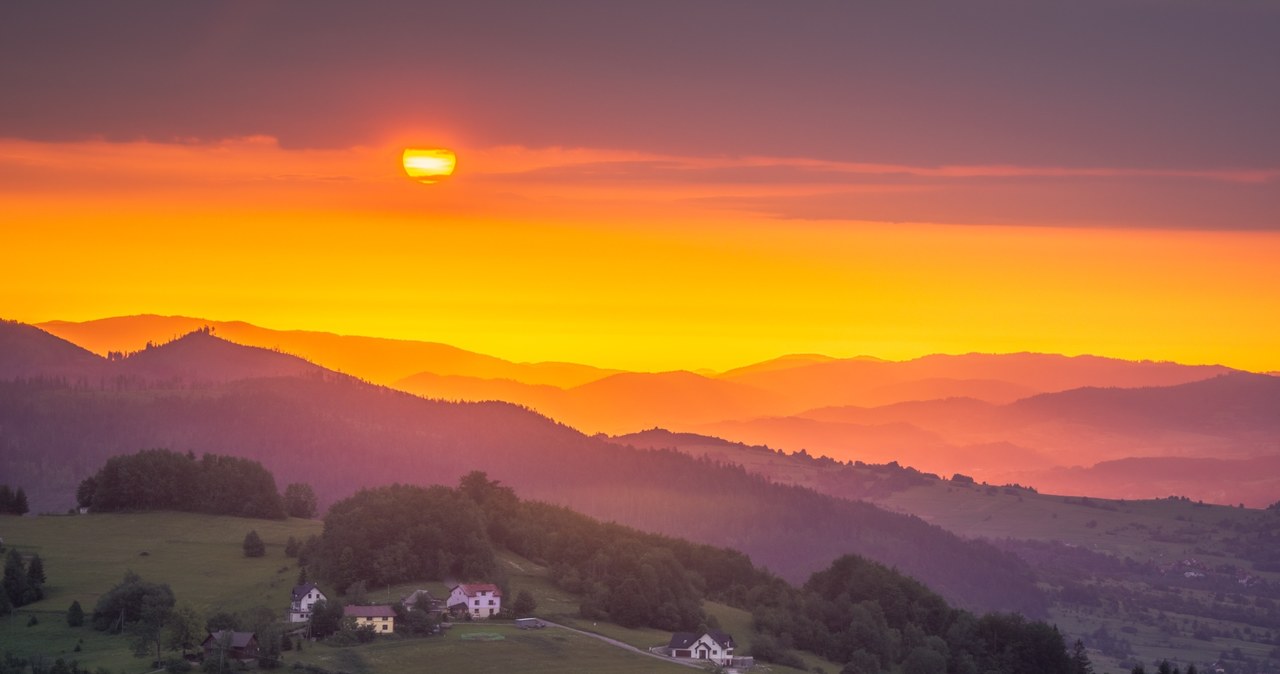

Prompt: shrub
[{"left": 243, "top": 531, "right": 266, "bottom": 558}]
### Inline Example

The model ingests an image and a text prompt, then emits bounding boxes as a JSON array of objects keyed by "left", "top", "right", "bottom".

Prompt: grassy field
[
  {"left": 289, "top": 622, "right": 692, "bottom": 674},
  {"left": 2, "top": 512, "right": 322, "bottom": 672},
  {"left": 2, "top": 513, "right": 836, "bottom": 673}
]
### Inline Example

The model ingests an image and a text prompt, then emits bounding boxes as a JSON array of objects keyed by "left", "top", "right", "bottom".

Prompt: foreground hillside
[
  {"left": 0, "top": 322, "right": 1043, "bottom": 615},
  {"left": 0, "top": 512, "right": 695, "bottom": 674},
  {"left": 0, "top": 513, "right": 321, "bottom": 673}
]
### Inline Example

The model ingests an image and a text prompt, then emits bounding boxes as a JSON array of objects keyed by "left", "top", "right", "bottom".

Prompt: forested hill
[{"left": 0, "top": 323, "right": 1044, "bottom": 615}]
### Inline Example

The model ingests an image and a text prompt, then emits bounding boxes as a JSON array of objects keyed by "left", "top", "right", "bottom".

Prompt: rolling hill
[
  {"left": 610, "top": 427, "right": 1280, "bottom": 674},
  {"left": 0, "top": 321, "right": 1045, "bottom": 615}
]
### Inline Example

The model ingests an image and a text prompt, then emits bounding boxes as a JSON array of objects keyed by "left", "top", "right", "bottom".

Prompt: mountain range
[{"left": 34, "top": 315, "right": 1278, "bottom": 505}]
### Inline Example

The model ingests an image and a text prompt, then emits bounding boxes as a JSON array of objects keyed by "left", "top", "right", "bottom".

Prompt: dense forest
[
  {"left": 76, "top": 449, "right": 286, "bottom": 519},
  {"left": 310, "top": 473, "right": 1084, "bottom": 673},
  {"left": 0, "top": 371, "right": 1045, "bottom": 615}
]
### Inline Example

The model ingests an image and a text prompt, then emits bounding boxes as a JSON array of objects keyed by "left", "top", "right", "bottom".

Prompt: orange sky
[{"left": 2, "top": 135, "right": 1278, "bottom": 372}]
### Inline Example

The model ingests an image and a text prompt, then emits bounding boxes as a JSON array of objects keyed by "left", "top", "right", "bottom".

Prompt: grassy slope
[
  {"left": 2, "top": 512, "right": 322, "bottom": 672},
  {"left": 2, "top": 514, "right": 830, "bottom": 673},
  {"left": 870, "top": 480, "right": 1276, "bottom": 577},
  {"left": 290, "top": 622, "right": 691, "bottom": 674},
  {"left": 871, "top": 481, "right": 1280, "bottom": 674}
]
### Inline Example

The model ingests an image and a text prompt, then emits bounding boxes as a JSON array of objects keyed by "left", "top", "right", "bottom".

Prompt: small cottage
[
  {"left": 289, "top": 582, "right": 327, "bottom": 623},
  {"left": 401, "top": 588, "right": 445, "bottom": 613},
  {"left": 665, "top": 630, "right": 736, "bottom": 666},
  {"left": 344, "top": 605, "right": 397, "bottom": 633},
  {"left": 447, "top": 583, "right": 503, "bottom": 619},
  {"left": 202, "top": 631, "right": 259, "bottom": 662}
]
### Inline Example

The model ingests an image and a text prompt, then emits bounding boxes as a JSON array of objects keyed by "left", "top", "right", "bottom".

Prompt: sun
[{"left": 402, "top": 148, "right": 457, "bottom": 184}]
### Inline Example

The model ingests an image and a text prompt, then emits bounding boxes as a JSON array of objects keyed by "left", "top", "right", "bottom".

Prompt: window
[{"left": 488, "top": 600, "right": 494, "bottom": 605}]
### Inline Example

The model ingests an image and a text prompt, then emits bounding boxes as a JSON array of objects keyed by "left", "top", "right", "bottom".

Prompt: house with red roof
[{"left": 447, "top": 583, "right": 503, "bottom": 619}]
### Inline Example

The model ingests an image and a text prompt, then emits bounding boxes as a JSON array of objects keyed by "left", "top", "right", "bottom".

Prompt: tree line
[{"left": 76, "top": 449, "right": 315, "bottom": 520}]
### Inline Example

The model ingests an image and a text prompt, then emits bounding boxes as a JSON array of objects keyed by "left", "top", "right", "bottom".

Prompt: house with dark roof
[
  {"left": 201, "top": 631, "right": 259, "bottom": 662},
  {"left": 664, "top": 630, "right": 736, "bottom": 666},
  {"left": 447, "top": 583, "right": 503, "bottom": 619},
  {"left": 402, "top": 589, "right": 440, "bottom": 611},
  {"left": 344, "top": 605, "right": 397, "bottom": 633},
  {"left": 289, "top": 582, "right": 327, "bottom": 622}
]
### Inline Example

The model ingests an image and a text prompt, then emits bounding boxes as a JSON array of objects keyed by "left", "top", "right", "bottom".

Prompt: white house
[
  {"left": 665, "top": 631, "right": 736, "bottom": 666},
  {"left": 289, "top": 583, "right": 326, "bottom": 623},
  {"left": 446, "top": 583, "right": 503, "bottom": 619}
]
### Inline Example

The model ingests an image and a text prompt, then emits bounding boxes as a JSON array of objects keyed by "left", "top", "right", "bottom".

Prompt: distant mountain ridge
[
  {"left": 0, "top": 319, "right": 107, "bottom": 380},
  {"left": 0, "top": 321, "right": 326, "bottom": 386},
  {"left": 30, "top": 315, "right": 1274, "bottom": 505},
  {"left": 38, "top": 315, "right": 619, "bottom": 387}
]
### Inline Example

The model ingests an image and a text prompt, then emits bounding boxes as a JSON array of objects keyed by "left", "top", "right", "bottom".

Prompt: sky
[{"left": 2, "top": 1, "right": 1278, "bottom": 372}]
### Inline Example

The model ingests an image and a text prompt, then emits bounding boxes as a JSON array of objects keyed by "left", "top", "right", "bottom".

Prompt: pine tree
[
  {"left": 14, "top": 488, "right": 29, "bottom": 516},
  {"left": 67, "top": 600, "right": 85, "bottom": 627},
  {"left": 1069, "top": 639, "right": 1094, "bottom": 674},
  {"left": 26, "top": 553, "right": 46, "bottom": 602},
  {"left": 3, "top": 549, "right": 27, "bottom": 607}
]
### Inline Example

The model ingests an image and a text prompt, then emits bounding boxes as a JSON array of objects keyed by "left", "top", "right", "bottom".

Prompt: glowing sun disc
[{"left": 402, "top": 148, "right": 457, "bottom": 184}]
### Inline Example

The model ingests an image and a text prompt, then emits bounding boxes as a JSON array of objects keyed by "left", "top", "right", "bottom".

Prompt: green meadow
[{"left": 2, "top": 513, "right": 832, "bottom": 673}]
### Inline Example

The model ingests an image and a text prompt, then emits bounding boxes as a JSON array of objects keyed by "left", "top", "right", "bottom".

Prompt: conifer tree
[
  {"left": 67, "top": 600, "right": 85, "bottom": 627},
  {"left": 3, "top": 549, "right": 27, "bottom": 607},
  {"left": 26, "top": 553, "right": 46, "bottom": 602}
]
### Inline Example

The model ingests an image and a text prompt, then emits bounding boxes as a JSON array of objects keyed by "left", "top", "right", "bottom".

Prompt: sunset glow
[{"left": 1, "top": 2, "right": 1276, "bottom": 375}]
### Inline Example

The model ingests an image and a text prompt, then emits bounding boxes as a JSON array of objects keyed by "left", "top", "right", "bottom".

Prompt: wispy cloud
[{"left": 3, "top": 136, "right": 1276, "bottom": 230}]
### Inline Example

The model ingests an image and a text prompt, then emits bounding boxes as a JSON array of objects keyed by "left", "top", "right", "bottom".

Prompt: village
[{"left": 196, "top": 580, "right": 754, "bottom": 672}]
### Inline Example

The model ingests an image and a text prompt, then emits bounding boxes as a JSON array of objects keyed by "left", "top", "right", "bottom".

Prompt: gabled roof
[
  {"left": 205, "top": 630, "right": 257, "bottom": 648},
  {"left": 402, "top": 589, "right": 436, "bottom": 606},
  {"left": 344, "top": 605, "right": 397, "bottom": 618},
  {"left": 452, "top": 583, "right": 503, "bottom": 597},
  {"left": 667, "top": 630, "right": 734, "bottom": 650},
  {"left": 291, "top": 582, "right": 322, "bottom": 602}
]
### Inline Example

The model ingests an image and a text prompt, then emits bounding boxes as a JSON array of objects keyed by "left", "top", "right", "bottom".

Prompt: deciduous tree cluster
[{"left": 77, "top": 449, "right": 288, "bottom": 519}]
